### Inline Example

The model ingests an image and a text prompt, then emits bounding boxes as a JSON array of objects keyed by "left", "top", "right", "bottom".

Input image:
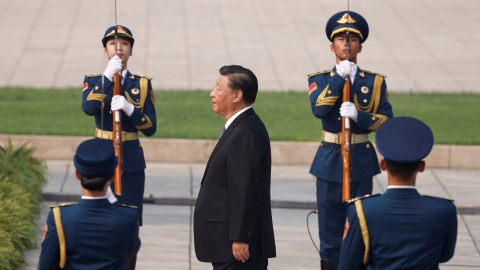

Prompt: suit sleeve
[
  {"left": 439, "top": 203, "right": 457, "bottom": 263},
  {"left": 128, "top": 220, "right": 141, "bottom": 256},
  {"left": 38, "top": 210, "right": 61, "bottom": 270},
  {"left": 126, "top": 79, "right": 157, "bottom": 137},
  {"left": 308, "top": 73, "right": 345, "bottom": 119},
  {"left": 338, "top": 205, "right": 366, "bottom": 270},
  {"left": 226, "top": 128, "right": 264, "bottom": 244}
]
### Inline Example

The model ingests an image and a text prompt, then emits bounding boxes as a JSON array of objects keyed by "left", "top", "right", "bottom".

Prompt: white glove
[
  {"left": 336, "top": 60, "right": 354, "bottom": 79},
  {"left": 340, "top": 101, "right": 358, "bottom": 122},
  {"left": 104, "top": 55, "right": 123, "bottom": 80},
  {"left": 106, "top": 187, "right": 118, "bottom": 203},
  {"left": 111, "top": 95, "right": 135, "bottom": 116}
]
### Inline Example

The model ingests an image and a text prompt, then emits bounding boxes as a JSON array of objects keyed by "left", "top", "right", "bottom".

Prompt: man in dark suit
[
  {"left": 194, "top": 65, "right": 276, "bottom": 269},
  {"left": 338, "top": 117, "right": 457, "bottom": 269},
  {"left": 38, "top": 139, "right": 141, "bottom": 270}
]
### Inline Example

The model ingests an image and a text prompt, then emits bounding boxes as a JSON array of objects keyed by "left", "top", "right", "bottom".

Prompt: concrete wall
[{"left": 1, "top": 135, "right": 478, "bottom": 169}]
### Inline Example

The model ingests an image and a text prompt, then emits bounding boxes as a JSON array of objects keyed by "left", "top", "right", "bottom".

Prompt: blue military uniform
[
  {"left": 308, "top": 67, "right": 393, "bottom": 181},
  {"left": 339, "top": 191, "right": 457, "bottom": 270},
  {"left": 338, "top": 117, "right": 457, "bottom": 269},
  {"left": 38, "top": 139, "right": 141, "bottom": 269},
  {"left": 82, "top": 25, "right": 157, "bottom": 225},
  {"left": 38, "top": 200, "right": 141, "bottom": 270},
  {"left": 308, "top": 11, "right": 393, "bottom": 266}
]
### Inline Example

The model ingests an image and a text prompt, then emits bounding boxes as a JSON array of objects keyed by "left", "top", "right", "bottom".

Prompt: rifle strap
[
  {"left": 52, "top": 207, "right": 67, "bottom": 269},
  {"left": 354, "top": 200, "right": 370, "bottom": 265}
]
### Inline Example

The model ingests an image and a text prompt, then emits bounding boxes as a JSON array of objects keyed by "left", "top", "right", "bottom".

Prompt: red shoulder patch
[
  {"left": 309, "top": 82, "right": 318, "bottom": 94},
  {"left": 342, "top": 218, "right": 349, "bottom": 240},
  {"left": 42, "top": 224, "right": 48, "bottom": 241},
  {"left": 83, "top": 82, "right": 88, "bottom": 92}
]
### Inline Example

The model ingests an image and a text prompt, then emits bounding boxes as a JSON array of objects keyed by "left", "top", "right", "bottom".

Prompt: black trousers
[
  {"left": 212, "top": 258, "right": 268, "bottom": 270},
  {"left": 123, "top": 254, "right": 137, "bottom": 270}
]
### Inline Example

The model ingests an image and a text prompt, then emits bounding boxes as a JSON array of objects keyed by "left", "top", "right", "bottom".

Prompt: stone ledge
[{"left": 1, "top": 135, "right": 479, "bottom": 169}]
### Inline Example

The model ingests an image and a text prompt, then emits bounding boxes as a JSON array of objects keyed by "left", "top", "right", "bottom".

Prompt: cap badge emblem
[{"left": 337, "top": 13, "right": 356, "bottom": 24}]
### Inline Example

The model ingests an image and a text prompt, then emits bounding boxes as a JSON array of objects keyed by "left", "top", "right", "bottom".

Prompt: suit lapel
[
  {"left": 201, "top": 108, "right": 255, "bottom": 184},
  {"left": 122, "top": 71, "right": 134, "bottom": 94},
  {"left": 352, "top": 67, "right": 364, "bottom": 95}
]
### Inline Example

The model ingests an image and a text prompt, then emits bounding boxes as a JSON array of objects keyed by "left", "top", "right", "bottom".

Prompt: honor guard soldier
[
  {"left": 38, "top": 139, "right": 141, "bottom": 270},
  {"left": 307, "top": 11, "right": 393, "bottom": 269},
  {"left": 338, "top": 117, "right": 457, "bottom": 269},
  {"left": 82, "top": 25, "right": 156, "bottom": 269}
]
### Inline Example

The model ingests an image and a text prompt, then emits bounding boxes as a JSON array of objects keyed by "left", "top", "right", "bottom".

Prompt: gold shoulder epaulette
[
  {"left": 115, "top": 203, "right": 139, "bottom": 209},
  {"left": 49, "top": 202, "right": 76, "bottom": 209},
  {"left": 85, "top": 74, "right": 102, "bottom": 78},
  {"left": 133, "top": 74, "right": 152, "bottom": 80},
  {"left": 347, "top": 193, "right": 380, "bottom": 204},
  {"left": 362, "top": 70, "right": 387, "bottom": 78},
  {"left": 423, "top": 195, "right": 455, "bottom": 202},
  {"left": 308, "top": 70, "right": 332, "bottom": 78}
]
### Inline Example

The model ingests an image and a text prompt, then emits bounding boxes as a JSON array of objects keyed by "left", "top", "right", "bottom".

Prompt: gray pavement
[
  {"left": 1, "top": 0, "right": 480, "bottom": 93},
  {"left": 5, "top": 0, "right": 480, "bottom": 268},
  {"left": 23, "top": 160, "right": 480, "bottom": 269}
]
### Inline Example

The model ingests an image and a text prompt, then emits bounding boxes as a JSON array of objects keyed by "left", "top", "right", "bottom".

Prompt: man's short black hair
[
  {"left": 384, "top": 159, "right": 421, "bottom": 180},
  {"left": 78, "top": 173, "right": 114, "bottom": 191},
  {"left": 219, "top": 65, "right": 258, "bottom": 104}
]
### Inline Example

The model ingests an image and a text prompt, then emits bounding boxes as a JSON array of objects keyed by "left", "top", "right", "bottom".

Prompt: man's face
[
  {"left": 331, "top": 32, "right": 362, "bottom": 63},
  {"left": 104, "top": 36, "right": 133, "bottom": 64},
  {"left": 210, "top": 75, "right": 237, "bottom": 119}
]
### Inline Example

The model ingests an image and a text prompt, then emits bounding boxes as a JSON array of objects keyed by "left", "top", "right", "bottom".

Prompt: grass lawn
[{"left": 0, "top": 88, "right": 478, "bottom": 145}]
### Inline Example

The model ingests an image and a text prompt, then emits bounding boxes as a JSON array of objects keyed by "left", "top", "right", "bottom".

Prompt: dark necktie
[{"left": 220, "top": 126, "right": 226, "bottom": 138}]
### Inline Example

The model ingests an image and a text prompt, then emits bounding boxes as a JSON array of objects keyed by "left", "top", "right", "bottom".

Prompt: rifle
[
  {"left": 341, "top": 7, "right": 351, "bottom": 202},
  {"left": 112, "top": 0, "right": 122, "bottom": 196}
]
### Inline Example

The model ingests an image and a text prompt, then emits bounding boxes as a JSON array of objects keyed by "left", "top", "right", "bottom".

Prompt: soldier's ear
[
  {"left": 379, "top": 159, "right": 387, "bottom": 171},
  {"left": 75, "top": 170, "right": 82, "bottom": 181},
  {"left": 418, "top": 160, "right": 426, "bottom": 173}
]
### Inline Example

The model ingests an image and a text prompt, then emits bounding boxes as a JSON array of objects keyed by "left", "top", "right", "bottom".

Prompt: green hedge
[{"left": 0, "top": 140, "right": 46, "bottom": 270}]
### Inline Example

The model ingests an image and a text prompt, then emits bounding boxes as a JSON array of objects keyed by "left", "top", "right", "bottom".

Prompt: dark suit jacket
[
  {"left": 338, "top": 189, "right": 457, "bottom": 270},
  {"left": 194, "top": 108, "right": 276, "bottom": 263},
  {"left": 38, "top": 199, "right": 141, "bottom": 270}
]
